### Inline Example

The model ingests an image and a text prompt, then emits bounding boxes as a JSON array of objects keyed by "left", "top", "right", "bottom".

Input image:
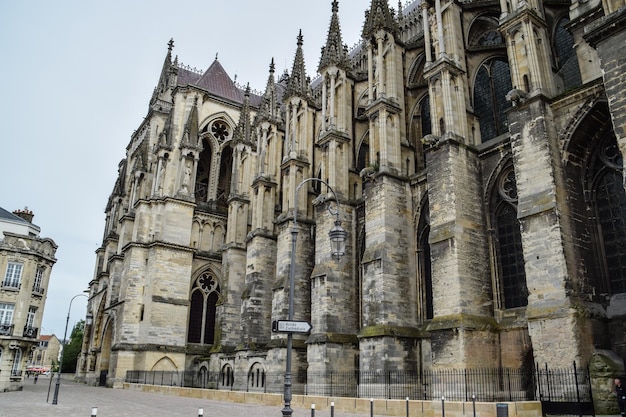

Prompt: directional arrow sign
[{"left": 273, "top": 320, "right": 312, "bottom": 333}]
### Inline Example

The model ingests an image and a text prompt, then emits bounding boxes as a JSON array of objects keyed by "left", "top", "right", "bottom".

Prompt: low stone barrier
[{"left": 123, "top": 383, "right": 543, "bottom": 417}]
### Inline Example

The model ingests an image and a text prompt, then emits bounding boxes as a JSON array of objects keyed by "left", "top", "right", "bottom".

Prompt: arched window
[
  {"left": 11, "top": 348, "right": 22, "bottom": 376},
  {"left": 417, "top": 199, "right": 433, "bottom": 321},
  {"left": 408, "top": 55, "right": 427, "bottom": 87},
  {"left": 211, "top": 120, "right": 231, "bottom": 141},
  {"left": 356, "top": 135, "right": 370, "bottom": 173},
  {"left": 478, "top": 30, "right": 503, "bottom": 46},
  {"left": 468, "top": 15, "right": 504, "bottom": 50},
  {"left": 588, "top": 134, "right": 626, "bottom": 294},
  {"left": 491, "top": 166, "right": 528, "bottom": 309},
  {"left": 554, "top": 17, "right": 582, "bottom": 92},
  {"left": 474, "top": 58, "right": 513, "bottom": 142},
  {"left": 197, "top": 119, "right": 233, "bottom": 206},
  {"left": 216, "top": 146, "right": 233, "bottom": 210},
  {"left": 195, "top": 140, "right": 213, "bottom": 204},
  {"left": 197, "top": 365, "right": 209, "bottom": 388},
  {"left": 411, "top": 95, "right": 431, "bottom": 173},
  {"left": 248, "top": 363, "right": 266, "bottom": 390},
  {"left": 220, "top": 364, "right": 234, "bottom": 387},
  {"left": 187, "top": 271, "right": 220, "bottom": 344}
]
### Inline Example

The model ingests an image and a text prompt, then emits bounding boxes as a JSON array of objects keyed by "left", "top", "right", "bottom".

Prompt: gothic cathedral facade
[{"left": 79, "top": 0, "right": 626, "bottom": 390}]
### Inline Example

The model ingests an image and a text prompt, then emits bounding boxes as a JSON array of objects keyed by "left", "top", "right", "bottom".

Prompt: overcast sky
[{"left": 0, "top": 0, "right": 381, "bottom": 338}]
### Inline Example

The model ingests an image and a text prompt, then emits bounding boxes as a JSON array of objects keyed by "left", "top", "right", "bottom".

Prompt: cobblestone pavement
[{"left": 0, "top": 374, "right": 359, "bottom": 417}]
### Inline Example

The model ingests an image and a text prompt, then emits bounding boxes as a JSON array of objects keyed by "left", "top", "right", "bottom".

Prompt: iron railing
[
  {"left": 23, "top": 326, "right": 38, "bottom": 338},
  {"left": 126, "top": 365, "right": 589, "bottom": 403},
  {"left": 1, "top": 281, "right": 20, "bottom": 290},
  {"left": 535, "top": 363, "right": 594, "bottom": 416},
  {"left": 0, "top": 324, "right": 14, "bottom": 336}
]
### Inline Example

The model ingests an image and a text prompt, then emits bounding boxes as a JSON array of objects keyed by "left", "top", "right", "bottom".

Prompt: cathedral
[{"left": 79, "top": 0, "right": 626, "bottom": 393}]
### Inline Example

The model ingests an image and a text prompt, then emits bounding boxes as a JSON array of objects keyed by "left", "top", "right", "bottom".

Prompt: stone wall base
[{"left": 123, "top": 383, "right": 543, "bottom": 417}]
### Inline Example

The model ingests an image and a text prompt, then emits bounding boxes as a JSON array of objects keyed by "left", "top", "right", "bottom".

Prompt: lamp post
[
  {"left": 282, "top": 178, "right": 347, "bottom": 417},
  {"left": 52, "top": 293, "right": 92, "bottom": 405}
]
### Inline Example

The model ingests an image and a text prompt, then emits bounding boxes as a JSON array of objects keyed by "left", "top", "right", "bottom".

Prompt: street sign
[{"left": 272, "top": 320, "right": 312, "bottom": 333}]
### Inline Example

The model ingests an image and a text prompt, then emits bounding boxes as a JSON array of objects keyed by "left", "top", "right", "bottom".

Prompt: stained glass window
[
  {"left": 592, "top": 139, "right": 626, "bottom": 294},
  {"left": 492, "top": 166, "right": 528, "bottom": 309},
  {"left": 496, "top": 204, "right": 528, "bottom": 308},
  {"left": 211, "top": 120, "right": 230, "bottom": 141},
  {"left": 417, "top": 202, "right": 433, "bottom": 320},
  {"left": 554, "top": 18, "right": 582, "bottom": 92},
  {"left": 474, "top": 59, "right": 513, "bottom": 142},
  {"left": 187, "top": 271, "right": 220, "bottom": 344}
]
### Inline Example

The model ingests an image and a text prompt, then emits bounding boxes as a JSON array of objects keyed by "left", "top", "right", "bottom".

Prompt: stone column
[
  {"left": 508, "top": 97, "right": 594, "bottom": 367},
  {"left": 360, "top": 175, "right": 419, "bottom": 372},
  {"left": 307, "top": 201, "right": 357, "bottom": 395},
  {"left": 425, "top": 138, "right": 494, "bottom": 368}
]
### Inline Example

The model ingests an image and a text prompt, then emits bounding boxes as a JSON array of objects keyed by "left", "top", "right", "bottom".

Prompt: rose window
[
  {"left": 198, "top": 272, "right": 218, "bottom": 294},
  {"left": 211, "top": 121, "right": 230, "bottom": 141}
]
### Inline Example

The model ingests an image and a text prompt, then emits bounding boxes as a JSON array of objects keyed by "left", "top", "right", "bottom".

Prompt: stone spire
[
  {"left": 257, "top": 59, "right": 281, "bottom": 123},
  {"left": 233, "top": 84, "right": 254, "bottom": 146},
  {"left": 180, "top": 96, "right": 200, "bottom": 148},
  {"left": 318, "top": 0, "right": 351, "bottom": 72},
  {"left": 362, "top": 0, "right": 399, "bottom": 40},
  {"left": 150, "top": 39, "right": 177, "bottom": 106},
  {"left": 285, "top": 30, "right": 310, "bottom": 99}
]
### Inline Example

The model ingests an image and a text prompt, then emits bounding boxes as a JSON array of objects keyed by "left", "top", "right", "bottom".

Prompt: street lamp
[
  {"left": 52, "top": 293, "right": 92, "bottom": 405},
  {"left": 282, "top": 178, "right": 347, "bottom": 417}
]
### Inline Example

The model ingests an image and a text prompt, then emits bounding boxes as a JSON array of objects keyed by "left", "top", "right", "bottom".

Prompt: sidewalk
[
  {"left": 3, "top": 374, "right": 620, "bottom": 417},
  {"left": 0, "top": 374, "right": 354, "bottom": 417}
]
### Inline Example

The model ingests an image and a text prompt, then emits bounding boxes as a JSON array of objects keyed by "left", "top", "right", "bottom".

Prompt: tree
[{"left": 61, "top": 319, "right": 85, "bottom": 374}]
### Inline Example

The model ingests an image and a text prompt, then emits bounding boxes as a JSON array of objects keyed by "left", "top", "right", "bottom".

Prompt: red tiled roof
[{"left": 178, "top": 60, "right": 263, "bottom": 108}]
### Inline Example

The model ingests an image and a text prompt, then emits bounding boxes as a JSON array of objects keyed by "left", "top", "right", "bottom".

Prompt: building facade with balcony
[{"left": 0, "top": 207, "right": 57, "bottom": 392}]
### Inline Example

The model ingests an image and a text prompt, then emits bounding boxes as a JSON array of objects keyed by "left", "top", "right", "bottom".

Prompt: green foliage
[{"left": 60, "top": 319, "right": 85, "bottom": 374}]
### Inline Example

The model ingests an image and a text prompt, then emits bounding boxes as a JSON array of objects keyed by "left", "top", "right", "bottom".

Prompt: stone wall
[{"left": 124, "top": 383, "right": 544, "bottom": 417}]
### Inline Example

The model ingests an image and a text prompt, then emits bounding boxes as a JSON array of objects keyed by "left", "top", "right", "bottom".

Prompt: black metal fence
[
  {"left": 535, "top": 363, "right": 594, "bottom": 416},
  {"left": 126, "top": 363, "right": 592, "bottom": 406}
]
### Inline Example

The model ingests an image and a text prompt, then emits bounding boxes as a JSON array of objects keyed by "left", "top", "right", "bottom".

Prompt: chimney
[{"left": 13, "top": 207, "right": 34, "bottom": 223}]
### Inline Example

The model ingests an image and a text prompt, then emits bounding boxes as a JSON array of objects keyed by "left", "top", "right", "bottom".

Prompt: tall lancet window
[
  {"left": 417, "top": 199, "right": 433, "bottom": 321},
  {"left": 554, "top": 17, "right": 582, "bottom": 92},
  {"left": 187, "top": 270, "right": 220, "bottom": 344},
  {"left": 474, "top": 58, "right": 512, "bottom": 142},
  {"left": 196, "top": 139, "right": 214, "bottom": 204},
  {"left": 491, "top": 165, "right": 528, "bottom": 309},
  {"left": 588, "top": 133, "right": 626, "bottom": 294}
]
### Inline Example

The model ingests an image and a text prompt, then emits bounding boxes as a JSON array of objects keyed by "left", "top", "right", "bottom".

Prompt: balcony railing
[
  {"left": 32, "top": 286, "right": 44, "bottom": 295},
  {"left": 0, "top": 324, "right": 14, "bottom": 336},
  {"left": 23, "top": 326, "right": 38, "bottom": 338},
  {"left": 1, "top": 281, "right": 20, "bottom": 290}
]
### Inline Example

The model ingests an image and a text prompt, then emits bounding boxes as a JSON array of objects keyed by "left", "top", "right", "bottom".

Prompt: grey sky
[{"left": 0, "top": 0, "right": 373, "bottom": 337}]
